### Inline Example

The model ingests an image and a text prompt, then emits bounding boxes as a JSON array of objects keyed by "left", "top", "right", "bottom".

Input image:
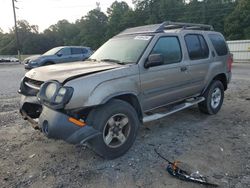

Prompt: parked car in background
[
  {"left": 23, "top": 46, "right": 92, "bottom": 69},
  {"left": 0, "top": 57, "right": 20, "bottom": 63}
]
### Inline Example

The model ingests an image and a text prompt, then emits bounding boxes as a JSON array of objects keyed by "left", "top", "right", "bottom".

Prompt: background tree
[
  {"left": 77, "top": 9, "right": 108, "bottom": 49},
  {"left": 106, "top": 1, "right": 134, "bottom": 38},
  {"left": 225, "top": 0, "right": 250, "bottom": 39},
  {"left": 0, "top": 0, "right": 249, "bottom": 55}
]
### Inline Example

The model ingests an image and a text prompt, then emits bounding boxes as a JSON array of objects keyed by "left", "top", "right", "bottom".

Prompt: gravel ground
[{"left": 0, "top": 63, "right": 250, "bottom": 188}]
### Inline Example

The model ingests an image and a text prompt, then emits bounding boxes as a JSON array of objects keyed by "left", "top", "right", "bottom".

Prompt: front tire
[
  {"left": 86, "top": 99, "right": 139, "bottom": 159},
  {"left": 199, "top": 80, "right": 224, "bottom": 114}
]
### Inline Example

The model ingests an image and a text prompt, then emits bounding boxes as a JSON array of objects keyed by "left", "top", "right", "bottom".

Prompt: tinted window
[
  {"left": 82, "top": 48, "right": 88, "bottom": 54},
  {"left": 71, "top": 48, "right": 83, "bottom": 55},
  {"left": 209, "top": 34, "right": 228, "bottom": 56},
  {"left": 58, "top": 48, "right": 71, "bottom": 56},
  {"left": 151, "top": 37, "right": 182, "bottom": 64},
  {"left": 199, "top": 35, "right": 209, "bottom": 58},
  {"left": 185, "top": 34, "right": 209, "bottom": 60}
]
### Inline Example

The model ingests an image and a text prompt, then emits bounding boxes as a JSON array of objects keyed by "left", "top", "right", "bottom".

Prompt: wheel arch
[
  {"left": 212, "top": 73, "right": 228, "bottom": 91},
  {"left": 103, "top": 93, "right": 143, "bottom": 123},
  {"left": 203, "top": 73, "right": 228, "bottom": 95}
]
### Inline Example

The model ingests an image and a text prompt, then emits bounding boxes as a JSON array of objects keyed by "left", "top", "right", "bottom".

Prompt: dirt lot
[{"left": 0, "top": 63, "right": 250, "bottom": 188}]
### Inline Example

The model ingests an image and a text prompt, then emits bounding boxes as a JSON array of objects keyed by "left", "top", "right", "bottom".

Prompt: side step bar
[{"left": 143, "top": 97, "right": 205, "bottom": 123}]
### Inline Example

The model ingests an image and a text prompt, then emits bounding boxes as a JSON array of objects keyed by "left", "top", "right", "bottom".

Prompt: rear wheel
[
  {"left": 199, "top": 80, "right": 224, "bottom": 114},
  {"left": 86, "top": 99, "right": 139, "bottom": 159}
]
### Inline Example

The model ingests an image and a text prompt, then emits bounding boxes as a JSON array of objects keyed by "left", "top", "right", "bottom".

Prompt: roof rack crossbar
[
  {"left": 156, "top": 21, "right": 214, "bottom": 32},
  {"left": 117, "top": 21, "right": 214, "bottom": 36}
]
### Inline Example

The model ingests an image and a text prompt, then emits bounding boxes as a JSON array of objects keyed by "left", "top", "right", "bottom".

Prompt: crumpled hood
[{"left": 25, "top": 61, "right": 121, "bottom": 83}]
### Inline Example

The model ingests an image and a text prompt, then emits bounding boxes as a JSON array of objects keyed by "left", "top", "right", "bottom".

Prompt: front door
[
  {"left": 56, "top": 47, "right": 72, "bottom": 63},
  {"left": 140, "top": 36, "right": 192, "bottom": 111}
]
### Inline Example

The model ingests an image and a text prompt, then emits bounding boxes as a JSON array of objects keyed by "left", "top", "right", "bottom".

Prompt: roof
[
  {"left": 117, "top": 21, "right": 214, "bottom": 36},
  {"left": 56, "top": 46, "right": 91, "bottom": 49}
]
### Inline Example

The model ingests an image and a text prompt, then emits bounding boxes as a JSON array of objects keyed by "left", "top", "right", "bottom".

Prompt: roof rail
[
  {"left": 158, "top": 21, "right": 214, "bottom": 32},
  {"left": 117, "top": 21, "right": 214, "bottom": 36}
]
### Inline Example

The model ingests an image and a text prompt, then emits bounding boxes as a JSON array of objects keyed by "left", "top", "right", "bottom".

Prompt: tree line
[{"left": 0, "top": 0, "right": 249, "bottom": 55}]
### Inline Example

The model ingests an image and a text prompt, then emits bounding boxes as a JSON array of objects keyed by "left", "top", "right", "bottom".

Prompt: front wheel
[
  {"left": 199, "top": 80, "right": 224, "bottom": 115},
  {"left": 86, "top": 99, "right": 139, "bottom": 159}
]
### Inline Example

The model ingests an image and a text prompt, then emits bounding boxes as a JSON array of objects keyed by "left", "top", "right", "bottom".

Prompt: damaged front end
[
  {"left": 19, "top": 78, "right": 101, "bottom": 145},
  {"left": 19, "top": 77, "right": 43, "bottom": 127}
]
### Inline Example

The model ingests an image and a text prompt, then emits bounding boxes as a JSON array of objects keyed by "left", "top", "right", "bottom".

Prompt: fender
[
  {"left": 202, "top": 72, "right": 227, "bottom": 94},
  {"left": 100, "top": 91, "right": 140, "bottom": 104},
  {"left": 85, "top": 77, "right": 140, "bottom": 107}
]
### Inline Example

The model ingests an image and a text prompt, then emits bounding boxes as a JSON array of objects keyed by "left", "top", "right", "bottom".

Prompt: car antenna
[{"left": 154, "top": 148, "right": 219, "bottom": 187}]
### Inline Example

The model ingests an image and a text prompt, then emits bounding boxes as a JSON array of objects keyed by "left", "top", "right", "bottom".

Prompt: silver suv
[{"left": 19, "top": 22, "right": 232, "bottom": 159}]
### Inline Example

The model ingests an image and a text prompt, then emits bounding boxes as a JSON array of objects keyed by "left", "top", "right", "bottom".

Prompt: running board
[{"left": 143, "top": 97, "right": 205, "bottom": 123}]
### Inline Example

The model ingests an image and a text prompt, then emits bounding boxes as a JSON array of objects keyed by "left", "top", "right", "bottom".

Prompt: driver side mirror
[
  {"left": 57, "top": 52, "right": 62, "bottom": 57},
  {"left": 144, "top": 54, "right": 164, "bottom": 68}
]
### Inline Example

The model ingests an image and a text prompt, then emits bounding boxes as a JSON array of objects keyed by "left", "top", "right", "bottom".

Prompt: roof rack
[
  {"left": 158, "top": 21, "right": 214, "bottom": 31},
  {"left": 118, "top": 21, "right": 214, "bottom": 36}
]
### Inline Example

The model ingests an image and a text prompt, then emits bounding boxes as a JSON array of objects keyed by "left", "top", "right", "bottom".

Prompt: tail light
[{"left": 227, "top": 53, "right": 233, "bottom": 72}]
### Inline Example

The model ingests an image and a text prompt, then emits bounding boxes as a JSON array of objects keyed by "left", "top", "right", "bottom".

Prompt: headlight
[
  {"left": 45, "top": 82, "right": 57, "bottom": 99},
  {"left": 37, "top": 81, "right": 74, "bottom": 109},
  {"left": 29, "top": 61, "right": 37, "bottom": 65}
]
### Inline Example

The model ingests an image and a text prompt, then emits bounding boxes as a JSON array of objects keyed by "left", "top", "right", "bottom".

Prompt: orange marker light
[{"left": 68, "top": 117, "right": 86, "bottom": 127}]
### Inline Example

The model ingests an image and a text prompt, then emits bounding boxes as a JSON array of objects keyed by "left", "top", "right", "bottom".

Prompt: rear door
[
  {"left": 140, "top": 35, "right": 193, "bottom": 111},
  {"left": 184, "top": 33, "right": 211, "bottom": 94},
  {"left": 71, "top": 47, "right": 85, "bottom": 61}
]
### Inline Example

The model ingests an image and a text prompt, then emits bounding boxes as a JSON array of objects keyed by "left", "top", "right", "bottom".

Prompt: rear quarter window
[{"left": 208, "top": 34, "right": 228, "bottom": 56}]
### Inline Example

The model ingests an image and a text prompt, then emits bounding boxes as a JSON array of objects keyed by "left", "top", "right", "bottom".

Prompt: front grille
[
  {"left": 24, "top": 77, "right": 44, "bottom": 90},
  {"left": 19, "top": 77, "right": 44, "bottom": 96}
]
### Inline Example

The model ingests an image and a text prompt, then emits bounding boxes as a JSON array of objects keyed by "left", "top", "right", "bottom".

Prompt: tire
[
  {"left": 86, "top": 99, "right": 140, "bottom": 159},
  {"left": 198, "top": 80, "right": 224, "bottom": 115}
]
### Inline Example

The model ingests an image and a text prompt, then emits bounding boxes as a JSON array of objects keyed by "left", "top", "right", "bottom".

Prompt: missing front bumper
[{"left": 38, "top": 106, "right": 101, "bottom": 144}]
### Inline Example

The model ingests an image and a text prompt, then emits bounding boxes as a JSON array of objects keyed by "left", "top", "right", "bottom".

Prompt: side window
[
  {"left": 71, "top": 48, "right": 83, "bottom": 55},
  {"left": 185, "top": 34, "right": 209, "bottom": 60},
  {"left": 151, "top": 36, "right": 182, "bottom": 65},
  {"left": 208, "top": 34, "right": 228, "bottom": 56},
  {"left": 58, "top": 48, "right": 71, "bottom": 56},
  {"left": 82, "top": 48, "right": 88, "bottom": 54},
  {"left": 199, "top": 35, "right": 209, "bottom": 58}
]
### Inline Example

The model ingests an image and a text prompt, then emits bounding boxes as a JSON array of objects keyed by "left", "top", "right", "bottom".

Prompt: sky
[{"left": 0, "top": 0, "right": 133, "bottom": 33}]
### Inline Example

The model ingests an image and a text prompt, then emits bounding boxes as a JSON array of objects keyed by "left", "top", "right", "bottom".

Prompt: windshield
[
  {"left": 43, "top": 47, "right": 62, "bottom": 55},
  {"left": 90, "top": 35, "right": 152, "bottom": 64}
]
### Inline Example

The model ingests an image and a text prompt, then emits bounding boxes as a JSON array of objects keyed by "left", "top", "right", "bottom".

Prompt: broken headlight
[{"left": 37, "top": 81, "right": 74, "bottom": 109}]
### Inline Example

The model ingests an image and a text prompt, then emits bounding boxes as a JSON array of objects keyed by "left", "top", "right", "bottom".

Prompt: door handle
[{"left": 180, "top": 66, "right": 187, "bottom": 72}]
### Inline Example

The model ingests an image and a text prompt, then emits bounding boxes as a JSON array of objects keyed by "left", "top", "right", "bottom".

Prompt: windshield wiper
[{"left": 100, "top": 59, "right": 126, "bottom": 65}]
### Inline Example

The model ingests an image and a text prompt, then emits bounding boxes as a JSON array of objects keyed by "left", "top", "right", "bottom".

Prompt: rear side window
[
  {"left": 82, "top": 48, "right": 88, "bottom": 54},
  {"left": 208, "top": 34, "right": 228, "bottom": 56},
  {"left": 185, "top": 34, "right": 209, "bottom": 60},
  {"left": 151, "top": 36, "right": 182, "bottom": 65},
  {"left": 71, "top": 48, "right": 83, "bottom": 55}
]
